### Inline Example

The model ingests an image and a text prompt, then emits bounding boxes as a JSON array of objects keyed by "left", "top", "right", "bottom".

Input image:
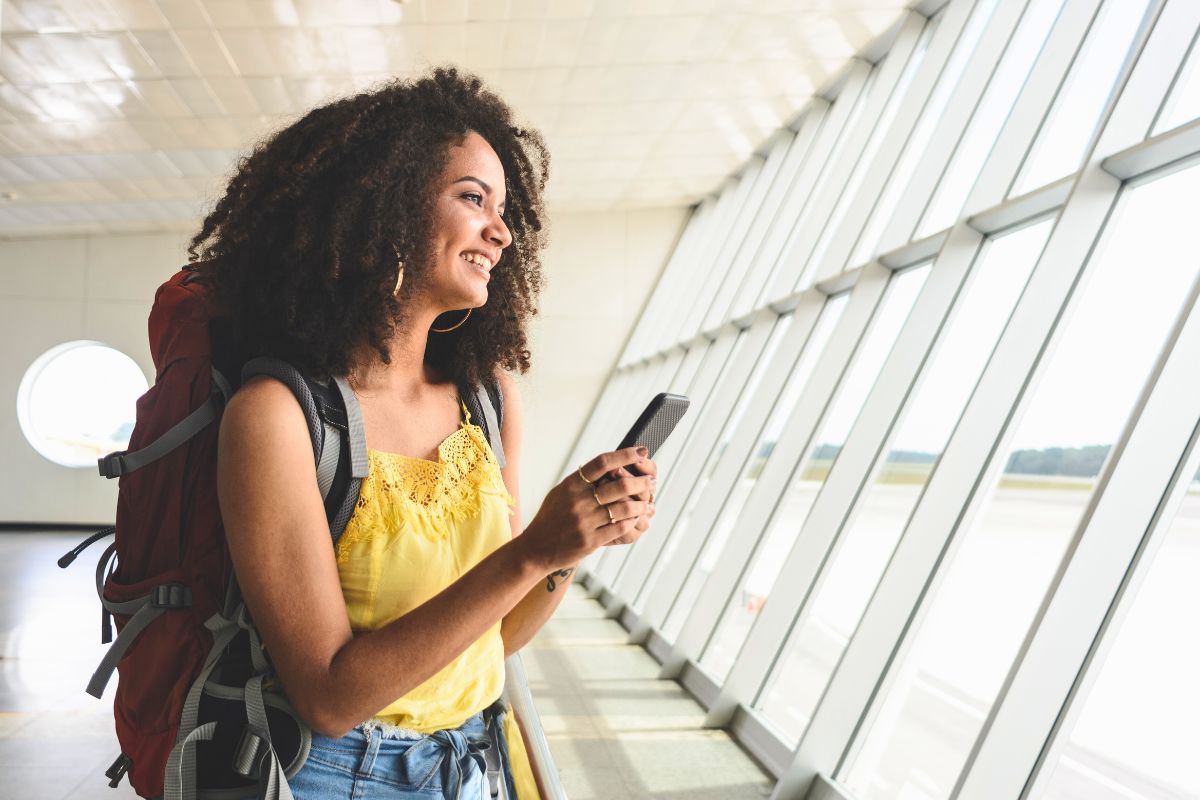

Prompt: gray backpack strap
[
  {"left": 464, "top": 379, "right": 506, "bottom": 469},
  {"left": 328, "top": 375, "right": 369, "bottom": 542},
  {"left": 98, "top": 368, "right": 232, "bottom": 479}
]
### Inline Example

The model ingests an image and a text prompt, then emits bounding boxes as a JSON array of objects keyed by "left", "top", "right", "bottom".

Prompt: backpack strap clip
[
  {"left": 151, "top": 583, "right": 193, "bottom": 609},
  {"left": 97, "top": 451, "right": 129, "bottom": 480},
  {"left": 106, "top": 752, "right": 133, "bottom": 788},
  {"left": 232, "top": 728, "right": 267, "bottom": 778}
]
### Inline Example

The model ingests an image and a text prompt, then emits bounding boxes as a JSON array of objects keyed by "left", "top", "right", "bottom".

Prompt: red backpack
[{"left": 60, "top": 265, "right": 510, "bottom": 800}]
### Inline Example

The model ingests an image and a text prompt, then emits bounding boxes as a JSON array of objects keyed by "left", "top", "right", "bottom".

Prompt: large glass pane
[
  {"left": 695, "top": 294, "right": 849, "bottom": 678},
  {"left": 917, "top": 0, "right": 1067, "bottom": 238},
  {"left": 1013, "top": 0, "right": 1156, "bottom": 194},
  {"left": 701, "top": 265, "right": 930, "bottom": 688},
  {"left": 755, "top": 220, "right": 1052, "bottom": 745},
  {"left": 1154, "top": 33, "right": 1200, "bottom": 134},
  {"left": 850, "top": 0, "right": 1002, "bottom": 267},
  {"left": 804, "top": 20, "right": 936, "bottom": 278},
  {"left": 1034, "top": 476, "right": 1200, "bottom": 799},
  {"left": 843, "top": 164, "right": 1200, "bottom": 800},
  {"left": 659, "top": 315, "right": 795, "bottom": 639}
]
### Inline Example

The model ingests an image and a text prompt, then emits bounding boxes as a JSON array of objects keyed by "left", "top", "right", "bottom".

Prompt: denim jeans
[{"left": 288, "top": 703, "right": 517, "bottom": 800}]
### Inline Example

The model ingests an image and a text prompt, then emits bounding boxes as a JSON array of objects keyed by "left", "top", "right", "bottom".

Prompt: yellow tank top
[{"left": 335, "top": 400, "right": 539, "bottom": 799}]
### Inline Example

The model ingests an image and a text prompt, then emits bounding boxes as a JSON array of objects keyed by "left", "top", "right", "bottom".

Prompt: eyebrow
[{"left": 454, "top": 176, "right": 505, "bottom": 207}]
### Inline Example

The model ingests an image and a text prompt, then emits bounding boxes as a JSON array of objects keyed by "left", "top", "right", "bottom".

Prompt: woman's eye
[{"left": 463, "top": 192, "right": 483, "bottom": 206}]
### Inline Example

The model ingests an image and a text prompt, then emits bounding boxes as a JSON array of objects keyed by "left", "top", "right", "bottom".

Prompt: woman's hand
[
  {"left": 515, "top": 447, "right": 656, "bottom": 573},
  {"left": 598, "top": 456, "right": 658, "bottom": 546}
]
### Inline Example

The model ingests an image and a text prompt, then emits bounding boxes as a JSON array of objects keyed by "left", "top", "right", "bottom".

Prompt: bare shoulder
[{"left": 221, "top": 375, "right": 311, "bottom": 450}]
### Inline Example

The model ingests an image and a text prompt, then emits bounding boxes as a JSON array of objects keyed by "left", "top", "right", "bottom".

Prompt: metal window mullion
[
  {"left": 789, "top": 11, "right": 1192, "bottom": 783},
  {"left": 696, "top": 267, "right": 891, "bottom": 728},
  {"left": 621, "top": 202, "right": 706, "bottom": 365},
  {"left": 749, "top": 74, "right": 873, "bottom": 311},
  {"left": 702, "top": 132, "right": 803, "bottom": 331},
  {"left": 954, "top": 0, "right": 1107, "bottom": 230},
  {"left": 616, "top": 317, "right": 779, "bottom": 636},
  {"left": 758, "top": 59, "right": 892, "bottom": 302},
  {"left": 654, "top": 294, "right": 838, "bottom": 675},
  {"left": 679, "top": 158, "right": 769, "bottom": 341},
  {"left": 727, "top": 107, "right": 830, "bottom": 323},
  {"left": 810, "top": 10, "right": 971, "bottom": 287},
  {"left": 957, "top": 218, "right": 1200, "bottom": 800},
  {"left": 1102, "top": 115, "right": 1200, "bottom": 180},
  {"left": 876, "top": 0, "right": 1032, "bottom": 256},
  {"left": 644, "top": 196, "right": 723, "bottom": 357}
]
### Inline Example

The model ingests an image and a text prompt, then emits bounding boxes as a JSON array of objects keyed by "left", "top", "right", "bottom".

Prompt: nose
[{"left": 486, "top": 209, "right": 512, "bottom": 250}]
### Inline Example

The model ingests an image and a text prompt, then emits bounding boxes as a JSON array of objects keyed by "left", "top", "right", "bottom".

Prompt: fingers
[
  {"left": 580, "top": 447, "right": 649, "bottom": 484},
  {"left": 592, "top": 472, "right": 656, "bottom": 505}
]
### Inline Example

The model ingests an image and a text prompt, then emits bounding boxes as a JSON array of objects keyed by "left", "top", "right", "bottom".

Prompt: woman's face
[{"left": 424, "top": 131, "right": 512, "bottom": 312}]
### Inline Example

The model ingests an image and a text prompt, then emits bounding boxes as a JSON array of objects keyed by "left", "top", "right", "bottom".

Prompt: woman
[{"left": 195, "top": 69, "right": 659, "bottom": 798}]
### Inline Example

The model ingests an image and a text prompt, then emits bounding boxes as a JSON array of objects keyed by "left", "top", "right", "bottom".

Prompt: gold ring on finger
[
  {"left": 577, "top": 464, "right": 594, "bottom": 486},
  {"left": 606, "top": 505, "right": 615, "bottom": 525},
  {"left": 592, "top": 487, "right": 603, "bottom": 507}
]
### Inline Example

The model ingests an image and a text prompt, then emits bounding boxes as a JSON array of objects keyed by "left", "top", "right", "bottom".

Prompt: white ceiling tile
[
  {"left": 218, "top": 28, "right": 276, "bottom": 75},
  {"left": 27, "top": 84, "right": 118, "bottom": 121},
  {"left": 507, "top": 0, "right": 549, "bottom": 21},
  {"left": 205, "top": 77, "right": 260, "bottom": 115},
  {"left": 410, "top": 25, "right": 464, "bottom": 67},
  {"left": 543, "top": 0, "right": 593, "bottom": 19},
  {"left": 538, "top": 18, "right": 586, "bottom": 67},
  {"left": 174, "top": 29, "right": 238, "bottom": 76},
  {"left": 0, "top": 42, "right": 44, "bottom": 84},
  {"left": 153, "top": 0, "right": 211, "bottom": 29},
  {"left": 168, "top": 78, "right": 224, "bottom": 115},
  {"left": 5, "top": 0, "right": 76, "bottom": 32},
  {"left": 130, "top": 30, "right": 199, "bottom": 77},
  {"left": 340, "top": 27, "right": 391, "bottom": 75},
  {"left": 0, "top": 84, "right": 46, "bottom": 121},
  {"left": 99, "top": 0, "right": 171, "bottom": 30},
  {"left": 243, "top": 77, "right": 295, "bottom": 114},
  {"left": 458, "top": 22, "right": 506, "bottom": 71},
  {"left": 466, "top": 0, "right": 510, "bottom": 22},
  {"left": 575, "top": 17, "right": 624, "bottom": 65},
  {"left": 420, "top": 0, "right": 469, "bottom": 24},
  {"left": 87, "top": 31, "right": 164, "bottom": 80},
  {"left": 201, "top": 0, "right": 299, "bottom": 28},
  {"left": 130, "top": 79, "right": 192, "bottom": 116},
  {"left": 284, "top": 76, "right": 356, "bottom": 110},
  {"left": 125, "top": 117, "right": 179, "bottom": 147}
]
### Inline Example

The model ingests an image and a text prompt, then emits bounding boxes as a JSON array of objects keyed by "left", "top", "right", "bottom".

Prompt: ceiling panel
[{"left": 0, "top": 0, "right": 908, "bottom": 237}]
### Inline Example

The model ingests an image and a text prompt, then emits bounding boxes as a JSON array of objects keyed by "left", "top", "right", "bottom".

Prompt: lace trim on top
[{"left": 336, "top": 419, "right": 515, "bottom": 563}]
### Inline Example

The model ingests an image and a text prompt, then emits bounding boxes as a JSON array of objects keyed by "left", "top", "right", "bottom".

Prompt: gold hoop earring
[
  {"left": 430, "top": 308, "right": 472, "bottom": 333},
  {"left": 393, "top": 261, "right": 404, "bottom": 296}
]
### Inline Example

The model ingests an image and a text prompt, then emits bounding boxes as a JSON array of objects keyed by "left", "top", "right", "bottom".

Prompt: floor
[{"left": 1, "top": 531, "right": 772, "bottom": 799}]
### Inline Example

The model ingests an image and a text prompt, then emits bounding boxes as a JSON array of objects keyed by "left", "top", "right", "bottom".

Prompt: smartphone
[{"left": 613, "top": 393, "right": 690, "bottom": 477}]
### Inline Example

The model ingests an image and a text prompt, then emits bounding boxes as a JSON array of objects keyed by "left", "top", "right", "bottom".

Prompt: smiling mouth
[{"left": 461, "top": 252, "right": 492, "bottom": 280}]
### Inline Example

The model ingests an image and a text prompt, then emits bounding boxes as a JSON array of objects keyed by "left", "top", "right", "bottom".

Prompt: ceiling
[{"left": 0, "top": 0, "right": 907, "bottom": 238}]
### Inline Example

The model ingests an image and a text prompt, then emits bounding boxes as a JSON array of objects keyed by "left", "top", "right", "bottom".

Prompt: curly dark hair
[{"left": 187, "top": 67, "right": 549, "bottom": 387}]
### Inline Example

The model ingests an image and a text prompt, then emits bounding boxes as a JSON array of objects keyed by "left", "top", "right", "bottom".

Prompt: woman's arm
[
  {"left": 219, "top": 377, "right": 652, "bottom": 738},
  {"left": 496, "top": 370, "right": 657, "bottom": 655}
]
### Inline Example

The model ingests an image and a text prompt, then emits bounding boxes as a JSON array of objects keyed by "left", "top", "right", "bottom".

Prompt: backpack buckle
[
  {"left": 150, "top": 583, "right": 192, "bottom": 609},
  {"left": 97, "top": 451, "right": 128, "bottom": 479},
  {"left": 105, "top": 752, "right": 132, "bottom": 787},
  {"left": 233, "top": 728, "right": 266, "bottom": 778}
]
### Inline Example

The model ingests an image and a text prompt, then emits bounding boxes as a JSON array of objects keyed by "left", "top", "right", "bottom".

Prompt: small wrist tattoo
[{"left": 545, "top": 568, "right": 575, "bottom": 592}]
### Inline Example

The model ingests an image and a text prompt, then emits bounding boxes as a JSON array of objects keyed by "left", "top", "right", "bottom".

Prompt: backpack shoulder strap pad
[{"left": 463, "top": 379, "right": 506, "bottom": 470}]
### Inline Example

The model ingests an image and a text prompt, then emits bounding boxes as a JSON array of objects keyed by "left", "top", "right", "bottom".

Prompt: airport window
[
  {"left": 755, "top": 219, "right": 1052, "bottom": 746},
  {"left": 918, "top": 0, "right": 1068, "bottom": 239},
  {"left": 660, "top": 314, "right": 796, "bottom": 639},
  {"left": 16, "top": 341, "right": 148, "bottom": 469},
  {"left": 745, "top": 263, "right": 930, "bottom": 740},
  {"left": 808, "top": 20, "right": 937, "bottom": 278},
  {"left": 851, "top": 0, "right": 1002, "bottom": 268},
  {"left": 841, "top": 164, "right": 1200, "bottom": 800},
  {"left": 1154, "top": 30, "right": 1200, "bottom": 134},
  {"left": 1013, "top": 0, "right": 1157, "bottom": 194},
  {"left": 1031, "top": 469, "right": 1200, "bottom": 800},
  {"left": 696, "top": 293, "right": 850, "bottom": 680}
]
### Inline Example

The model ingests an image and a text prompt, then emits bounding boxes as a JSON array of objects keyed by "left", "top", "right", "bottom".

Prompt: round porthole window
[{"left": 16, "top": 341, "right": 148, "bottom": 468}]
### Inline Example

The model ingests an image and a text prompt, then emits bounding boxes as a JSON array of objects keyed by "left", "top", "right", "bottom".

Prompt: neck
[{"left": 350, "top": 299, "right": 455, "bottom": 398}]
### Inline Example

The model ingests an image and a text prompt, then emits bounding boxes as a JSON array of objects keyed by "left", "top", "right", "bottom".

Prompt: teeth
[{"left": 463, "top": 253, "right": 491, "bottom": 270}]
